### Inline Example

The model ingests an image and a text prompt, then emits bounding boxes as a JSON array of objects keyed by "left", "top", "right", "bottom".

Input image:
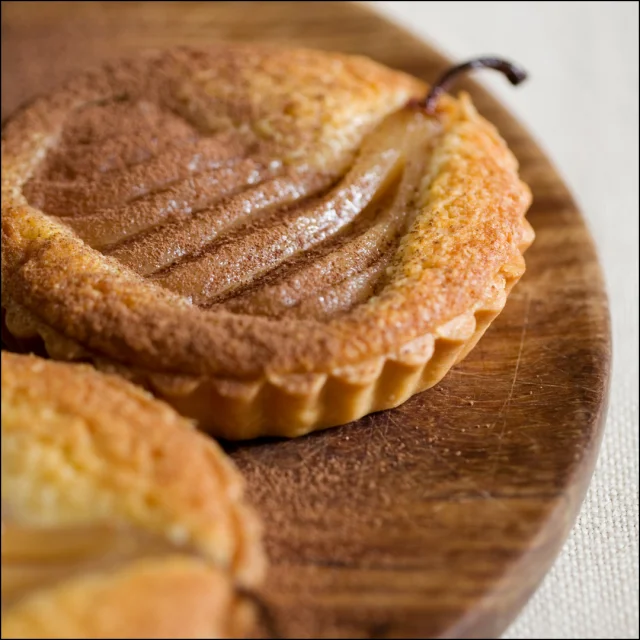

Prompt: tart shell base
[{"left": 2, "top": 245, "right": 530, "bottom": 440}]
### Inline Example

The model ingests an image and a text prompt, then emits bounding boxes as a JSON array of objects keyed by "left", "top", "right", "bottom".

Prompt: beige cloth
[{"left": 369, "top": 2, "right": 639, "bottom": 637}]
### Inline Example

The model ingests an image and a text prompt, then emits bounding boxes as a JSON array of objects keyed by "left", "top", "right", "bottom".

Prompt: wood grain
[{"left": 1, "top": 2, "right": 611, "bottom": 638}]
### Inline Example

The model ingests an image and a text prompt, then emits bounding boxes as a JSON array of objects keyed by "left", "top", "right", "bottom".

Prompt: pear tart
[
  {"left": 1, "top": 45, "right": 534, "bottom": 438},
  {"left": 1, "top": 352, "right": 264, "bottom": 638}
]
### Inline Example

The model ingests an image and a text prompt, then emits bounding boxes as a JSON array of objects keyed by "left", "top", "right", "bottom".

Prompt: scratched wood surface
[{"left": 1, "top": 2, "right": 611, "bottom": 638}]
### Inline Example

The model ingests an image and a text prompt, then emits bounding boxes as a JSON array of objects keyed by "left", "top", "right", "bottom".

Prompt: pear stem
[{"left": 417, "top": 57, "right": 528, "bottom": 114}]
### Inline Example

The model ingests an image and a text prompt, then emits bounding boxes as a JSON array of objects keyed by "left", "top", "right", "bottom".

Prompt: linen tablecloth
[{"left": 369, "top": 2, "right": 639, "bottom": 637}]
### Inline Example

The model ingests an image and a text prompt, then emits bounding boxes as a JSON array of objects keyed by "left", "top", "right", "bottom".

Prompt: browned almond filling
[
  {"left": 23, "top": 99, "right": 438, "bottom": 317},
  {"left": 1, "top": 514, "right": 195, "bottom": 613}
]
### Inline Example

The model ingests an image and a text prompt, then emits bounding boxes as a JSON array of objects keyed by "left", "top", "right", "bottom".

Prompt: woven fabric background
[{"left": 369, "top": 2, "right": 639, "bottom": 638}]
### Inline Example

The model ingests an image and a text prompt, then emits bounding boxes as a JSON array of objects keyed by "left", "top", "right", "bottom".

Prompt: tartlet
[
  {"left": 1, "top": 45, "right": 534, "bottom": 438},
  {"left": 1, "top": 352, "right": 264, "bottom": 638}
]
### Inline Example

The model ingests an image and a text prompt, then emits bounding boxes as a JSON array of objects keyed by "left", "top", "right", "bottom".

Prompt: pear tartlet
[
  {"left": 1, "top": 45, "right": 533, "bottom": 438},
  {"left": 1, "top": 352, "right": 264, "bottom": 638}
]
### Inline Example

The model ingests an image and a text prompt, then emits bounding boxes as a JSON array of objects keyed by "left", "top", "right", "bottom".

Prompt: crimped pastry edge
[{"left": 3, "top": 225, "right": 532, "bottom": 440}]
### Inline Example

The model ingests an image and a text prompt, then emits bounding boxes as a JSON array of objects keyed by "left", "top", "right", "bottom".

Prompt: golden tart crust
[
  {"left": 1, "top": 45, "right": 533, "bottom": 438},
  {"left": 1, "top": 352, "right": 264, "bottom": 638}
]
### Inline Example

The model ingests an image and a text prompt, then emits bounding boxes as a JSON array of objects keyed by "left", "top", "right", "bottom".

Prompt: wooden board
[{"left": 1, "top": 2, "right": 611, "bottom": 638}]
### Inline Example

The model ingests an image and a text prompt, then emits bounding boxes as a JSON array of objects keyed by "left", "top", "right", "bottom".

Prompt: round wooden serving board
[{"left": 1, "top": 2, "right": 611, "bottom": 638}]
